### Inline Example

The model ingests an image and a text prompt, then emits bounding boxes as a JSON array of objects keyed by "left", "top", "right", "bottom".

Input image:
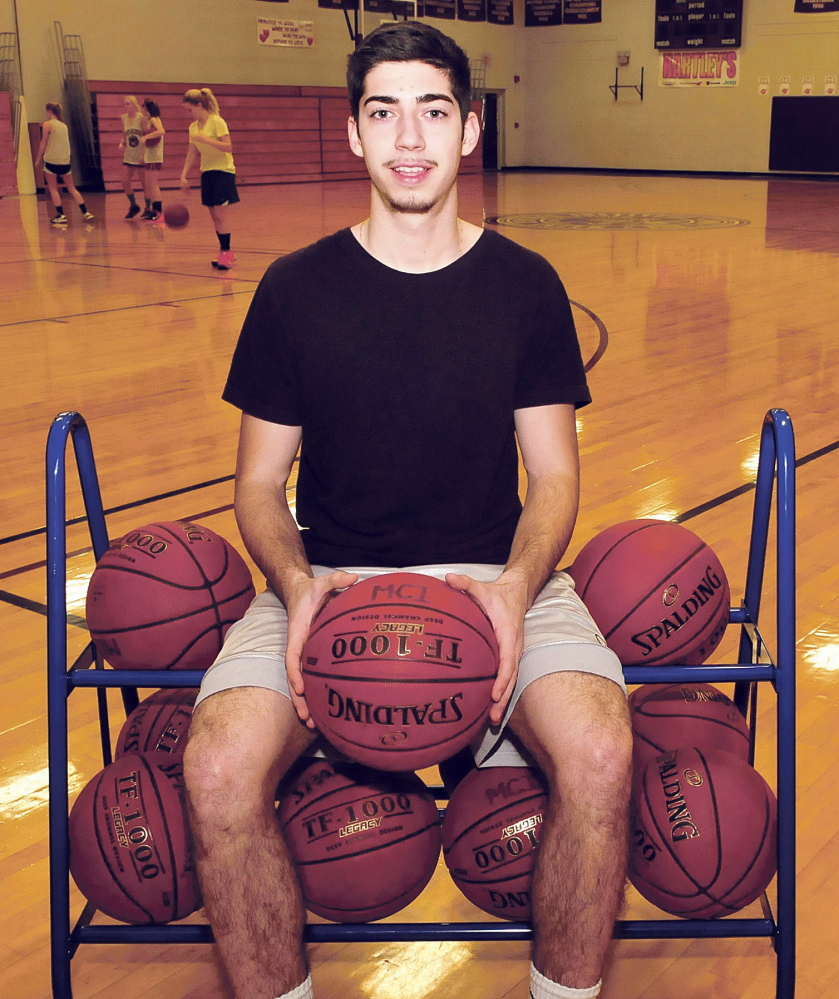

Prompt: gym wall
[{"left": 6, "top": 0, "right": 839, "bottom": 175}]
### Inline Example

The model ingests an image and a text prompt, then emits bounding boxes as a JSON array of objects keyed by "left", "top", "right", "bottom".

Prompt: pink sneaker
[{"left": 213, "top": 250, "right": 236, "bottom": 270}]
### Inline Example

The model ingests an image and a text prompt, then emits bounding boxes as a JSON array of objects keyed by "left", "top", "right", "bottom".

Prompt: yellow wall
[
  {"left": 521, "top": 0, "right": 839, "bottom": 173},
  {"left": 12, "top": 0, "right": 839, "bottom": 175}
]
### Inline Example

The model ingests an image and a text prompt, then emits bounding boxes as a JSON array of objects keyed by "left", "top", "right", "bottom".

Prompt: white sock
[
  {"left": 276, "top": 974, "right": 314, "bottom": 999},
  {"left": 530, "top": 963, "right": 602, "bottom": 999}
]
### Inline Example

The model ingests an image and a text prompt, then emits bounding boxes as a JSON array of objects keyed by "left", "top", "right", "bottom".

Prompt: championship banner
[
  {"left": 525, "top": 0, "right": 563, "bottom": 26},
  {"left": 458, "top": 0, "right": 487, "bottom": 21},
  {"left": 488, "top": 0, "right": 514, "bottom": 24},
  {"left": 364, "top": 0, "right": 416, "bottom": 12},
  {"left": 659, "top": 50, "right": 739, "bottom": 86},
  {"left": 318, "top": 0, "right": 358, "bottom": 10},
  {"left": 424, "top": 0, "right": 456, "bottom": 18},
  {"left": 256, "top": 18, "right": 315, "bottom": 46},
  {"left": 563, "top": 0, "right": 602, "bottom": 22},
  {"left": 794, "top": 0, "right": 839, "bottom": 10}
]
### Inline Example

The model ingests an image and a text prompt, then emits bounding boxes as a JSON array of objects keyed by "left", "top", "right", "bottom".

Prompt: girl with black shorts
[
  {"left": 34, "top": 103, "right": 94, "bottom": 225},
  {"left": 139, "top": 98, "right": 166, "bottom": 220},
  {"left": 180, "top": 88, "right": 239, "bottom": 270}
]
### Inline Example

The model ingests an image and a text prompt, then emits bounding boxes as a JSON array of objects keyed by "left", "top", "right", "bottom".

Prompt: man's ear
[
  {"left": 461, "top": 110, "right": 481, "bottom": 157},
  {"left": 348, "top": 116, "right": 364, "bottom": 159}
]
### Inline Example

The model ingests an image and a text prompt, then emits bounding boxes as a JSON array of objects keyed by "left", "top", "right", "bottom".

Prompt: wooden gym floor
[{"left": 1, "top": 169, "right": 838, "bottom": 998}]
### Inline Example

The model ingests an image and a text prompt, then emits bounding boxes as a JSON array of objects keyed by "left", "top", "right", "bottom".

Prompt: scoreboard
[{"left": 655, "top": 0, "right": 743, "bottom": 50}]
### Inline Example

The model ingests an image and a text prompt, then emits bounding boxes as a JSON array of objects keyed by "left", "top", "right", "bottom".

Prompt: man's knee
[
  {"left": 183, "top": 686, "right": 312, "bottom": 826},
  {"left": 512, "top": 672, "right": 633, "bottom": 795}
]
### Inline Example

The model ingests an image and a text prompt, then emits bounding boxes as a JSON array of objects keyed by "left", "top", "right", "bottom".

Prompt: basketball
[
  {"left": 277, "top": 759, "right": 441, "bottom": 922},
  {"left": 163, "top": 203, "right": 189, "bottom": 228},
  {"left": 442, "top": 765, "right": 548, "bottom": 920},
  {"left": 568, "top": 519, "right": 730, "bottom": 666},
  {"left": 115, "top": 688, "right": 198, "bottom": 760},
  {"left": 69, "top": 753, "right": 201, "bottom": 923},
  {"left": 145, "top": 135, "right": 161, "bottom": 147},
  {"left": 85, "top": 520, "right": 255, "bottom": 670},
  {"left": 629, "top": 746, "right": 777, "bottom": 918},
  {"left": 301, "top": 572, "right": 498, "bottom": 771},
  {"left": 629, "top": 682, "right": 751, "bottom": 772}
]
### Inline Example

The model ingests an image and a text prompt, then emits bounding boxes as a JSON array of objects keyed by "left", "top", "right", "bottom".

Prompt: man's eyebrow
[{"left": 362, "top": 93, "right": 455, "bottom": 107}]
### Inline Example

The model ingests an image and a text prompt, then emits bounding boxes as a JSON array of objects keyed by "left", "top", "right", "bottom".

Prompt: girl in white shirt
[{"left": 33, "top": 103, "right": 94, "bottom": 225}]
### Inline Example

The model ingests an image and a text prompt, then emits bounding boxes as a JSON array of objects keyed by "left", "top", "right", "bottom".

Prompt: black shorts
[
  {"left": 44, "top": 162, "right": 71, "bottom": 177},
  {"left": 201, "top": 170, "right": 240, "bottom": 207}
]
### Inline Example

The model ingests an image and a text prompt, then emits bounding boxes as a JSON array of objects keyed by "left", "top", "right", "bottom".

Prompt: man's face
[{"left": 348, "top": 60, "right": 479, "bottom": 216}]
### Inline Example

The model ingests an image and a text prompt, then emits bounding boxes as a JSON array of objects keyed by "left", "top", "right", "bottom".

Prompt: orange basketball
[
  {"left": 86, "top": 521, "right": 254, "bottom": 670},
  {"left": 302, "top": 573, "right": 498, "bottom": 770},
  {"left": 569, "top": 520, "right": 730, "bottom": 666}
]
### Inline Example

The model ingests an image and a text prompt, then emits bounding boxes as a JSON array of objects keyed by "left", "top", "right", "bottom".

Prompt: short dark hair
[
  {"left": 347, "top": 21, "right": 472, "bottom": 125},
  {"left": 144, "top": 99, "right": 161, "bottom": 118}
]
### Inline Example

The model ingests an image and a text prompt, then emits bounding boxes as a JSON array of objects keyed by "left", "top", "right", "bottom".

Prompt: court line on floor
[
  {"left": 676, "top": 435, "right": 839, "bottom": 524},
  {"left": 0, "top": 288, "right": 256, "bottom": 329},
  {"left": 35, "top": 257, "right": 258, "bottom": 284},
  {"left": 570, "top": 300, "right": 608, "bottom": 373},
  {"left": 0, "top": 587, "right": 86, "bottom": 628},
  {"left": 0, "top": 472, "right": 239, "bottom": 548},
  {"left": 0, "top": 438, "right": 836, "bottom": 624}
]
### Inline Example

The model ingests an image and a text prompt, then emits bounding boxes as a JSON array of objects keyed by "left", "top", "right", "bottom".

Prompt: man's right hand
[{"left": 284, "top": 570, "right": 358, "bottom": 726}]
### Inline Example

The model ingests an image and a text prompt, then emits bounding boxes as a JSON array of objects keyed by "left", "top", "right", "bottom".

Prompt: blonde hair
[
  {"left": 183, "top": 88, "right": 219, "bottom": 115},
  {"left": 123, "top": 95, "right": 142, "bottom": 116},
  {"left": 45, "top": 102, "right": 63, "bottom": 121}
]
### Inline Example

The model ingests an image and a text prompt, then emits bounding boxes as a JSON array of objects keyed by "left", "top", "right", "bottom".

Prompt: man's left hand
[{"left": 445, "top": 571, "right": 529, "bottom": 726}]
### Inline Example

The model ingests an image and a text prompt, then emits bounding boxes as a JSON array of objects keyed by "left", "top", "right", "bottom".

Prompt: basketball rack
[{"left": 46, "top": 408, "right": 796, "bottom": 999}]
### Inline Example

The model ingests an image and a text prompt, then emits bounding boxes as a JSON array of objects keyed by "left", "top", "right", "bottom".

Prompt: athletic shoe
[
  {"left": 82, "top": 211, "right": 95, "bottom": 221},
  {"left": 50, "top": 214, "right": 68, "bottom": 225},
  {"left": 213, "top": 250, "right": 236, "bottom": 270},
  {"left": 139, "top": 209, "right": 154, "bottom": 220},
  {"left": 147, "top": 211, "right": 160, "bottom": 222},
  {"left": 125, "top": 204, "right": 141, "bottom": 220}
]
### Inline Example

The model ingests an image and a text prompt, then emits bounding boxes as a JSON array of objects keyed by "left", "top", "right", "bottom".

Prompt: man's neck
[{"left": 352, "top": 194, "right": 482, "bottom": 274}]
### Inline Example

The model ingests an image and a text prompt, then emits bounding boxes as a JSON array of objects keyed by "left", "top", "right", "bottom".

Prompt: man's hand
[
  {"left": 446, "top": 571, "right": 529, "bottom": 726},
  {"left": 284, "top": 570, "right": 359, "bottom": 727}
]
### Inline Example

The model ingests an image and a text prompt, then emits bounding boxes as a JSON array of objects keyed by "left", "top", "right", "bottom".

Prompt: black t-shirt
[{"left": 223, "top": 227, "right": 590, "bottom": 568}]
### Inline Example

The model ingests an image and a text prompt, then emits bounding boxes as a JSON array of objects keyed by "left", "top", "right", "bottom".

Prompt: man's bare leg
[
  {"left": 510, "top": 671, "right": 633, "bottom": 989},
  {"left": 184, "top": 686, "right": 317, "bottom": 999}
]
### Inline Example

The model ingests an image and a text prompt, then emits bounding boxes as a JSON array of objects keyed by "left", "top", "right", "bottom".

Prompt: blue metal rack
[{"left": 46, "top": 408, "right": 796, "bottom": 999}]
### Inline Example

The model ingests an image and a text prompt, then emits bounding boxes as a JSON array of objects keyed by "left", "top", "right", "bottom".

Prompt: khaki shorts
[{"left": 196, "top": 564, "right": 626, "bottom": 768}]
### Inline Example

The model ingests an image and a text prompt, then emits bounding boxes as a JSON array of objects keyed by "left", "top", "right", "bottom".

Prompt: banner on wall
[
  {"left": 257, "top": 18, "right": 315, "bottom": 46},
  {"left": 458, "top": 0, "right": 487, "bottom": 21},
  {"left": 488, "top": 0, "right": 514, "bottom": 23},
  {"left": 659, "top": 50, "right": 739, "bottom": 86},
  {"left": 525, "top": 0, "right": 563, "bottom": 26},
  {"left": 794, "top": 0, "right": 839, "bottom": 11},
  {"left": 425, "top": 0, "right": 456, "bottom": 18},
  {"left": 364, "top": 0, "right": 418, "bottom": 12},
  {"left": 563, "top": 0, "right": 602, "bottom": 22}
]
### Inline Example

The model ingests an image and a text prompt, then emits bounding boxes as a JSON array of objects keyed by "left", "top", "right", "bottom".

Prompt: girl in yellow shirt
[{"left": 180, "top": 88, "right": 239, "bottom": 270}]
